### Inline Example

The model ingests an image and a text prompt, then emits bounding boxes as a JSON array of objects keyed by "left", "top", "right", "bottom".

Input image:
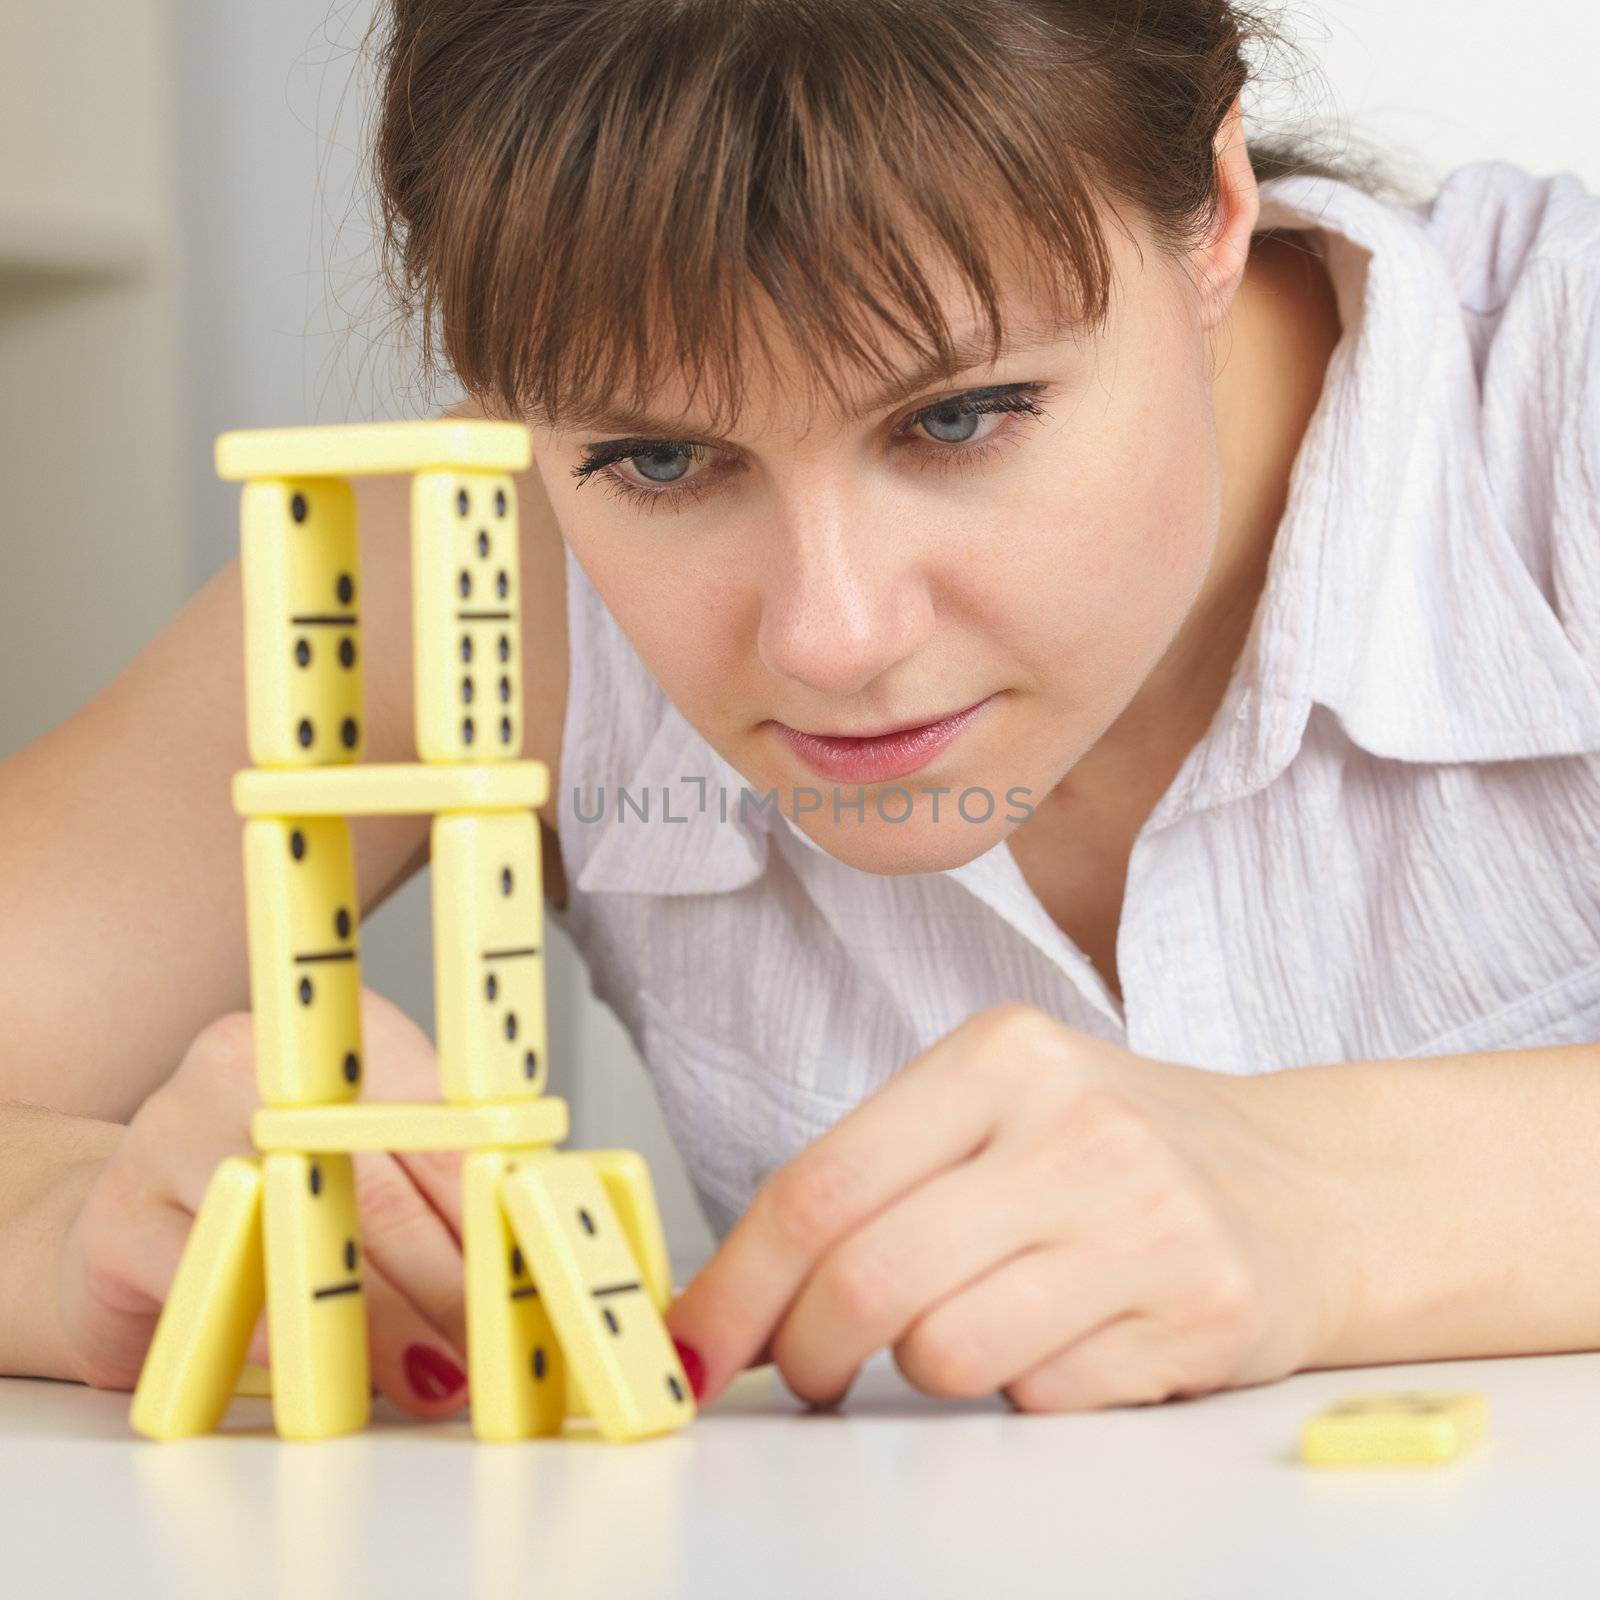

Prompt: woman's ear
[{"left": 1191, "top": 96, "right": 1261, "bottom": 332}]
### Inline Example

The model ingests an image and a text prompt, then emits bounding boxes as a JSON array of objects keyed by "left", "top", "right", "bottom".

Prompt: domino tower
[{"left": 130, "top": 421, "right": 695, "bottom": 1443}]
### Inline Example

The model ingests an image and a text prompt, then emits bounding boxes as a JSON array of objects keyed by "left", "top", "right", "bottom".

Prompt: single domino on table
[{"left": 1300, "top": 1390, "right": 1488, "bottom": 1465}]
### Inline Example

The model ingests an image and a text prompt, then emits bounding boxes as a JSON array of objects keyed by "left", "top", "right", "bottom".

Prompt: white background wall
[{"left": 4, "top": 1, "right": 1598, "bottom": 1277}]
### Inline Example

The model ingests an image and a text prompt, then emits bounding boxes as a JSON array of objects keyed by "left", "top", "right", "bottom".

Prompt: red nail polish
[
  {"left": 672, "top": 1337, "right": 707, "bottom": 1401},
  {"left": 404, "top": 1344, "right": 466, "bottom": 1402}
]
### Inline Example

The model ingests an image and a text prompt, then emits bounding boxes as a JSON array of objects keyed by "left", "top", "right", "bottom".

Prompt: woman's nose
[{"left": 755, "top": 504, "right": 936, "bottom": 697}]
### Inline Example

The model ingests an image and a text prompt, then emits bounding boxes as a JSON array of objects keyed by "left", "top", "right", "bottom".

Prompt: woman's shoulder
[
  {"left": 1419, "top": 161, "right": 1600, "bottom": 385},
  {"left": 1423, "top": 159, "right": 1600, "bottom": 287},
  {"left": 1422, "top": 162, "right": 1600, "bottom": 698}
]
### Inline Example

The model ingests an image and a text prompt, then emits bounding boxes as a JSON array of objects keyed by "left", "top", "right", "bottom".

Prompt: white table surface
[{"left": 4, "top": 1347, "right": 1599, "bottom": 1599}]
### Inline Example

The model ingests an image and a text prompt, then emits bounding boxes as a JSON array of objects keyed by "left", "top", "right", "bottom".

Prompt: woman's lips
[{"left": 771, "top": 694, "right": 998, "bottom": 784}]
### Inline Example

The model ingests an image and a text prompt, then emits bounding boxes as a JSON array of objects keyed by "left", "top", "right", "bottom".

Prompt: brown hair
[{"left": 370, "top": 1, "right": 1342, "bottom": 433}]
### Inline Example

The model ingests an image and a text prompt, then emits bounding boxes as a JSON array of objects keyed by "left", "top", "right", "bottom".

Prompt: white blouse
[{"left": 549, "top": 161, "right": 1600, "bottom": 1244}]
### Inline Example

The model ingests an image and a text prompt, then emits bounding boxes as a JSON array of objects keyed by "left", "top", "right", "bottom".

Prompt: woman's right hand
[{"left": 58, "top": 989, "right": 474, "bottom": 1418}]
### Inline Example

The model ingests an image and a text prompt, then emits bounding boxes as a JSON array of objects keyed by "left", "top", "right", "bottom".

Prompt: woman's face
[{"left": 528, "top": 209, "right": 1242, "bottom": 874}]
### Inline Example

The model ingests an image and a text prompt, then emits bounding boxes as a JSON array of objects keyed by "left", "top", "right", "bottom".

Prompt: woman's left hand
[{"left": 664, "top": 1002, "right": 1355, "bottom": 1413}]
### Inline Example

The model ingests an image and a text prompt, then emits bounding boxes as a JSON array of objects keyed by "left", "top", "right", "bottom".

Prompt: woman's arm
[{"left": 1251, "top": 1038, "right": 1600, "bottom": 1366}]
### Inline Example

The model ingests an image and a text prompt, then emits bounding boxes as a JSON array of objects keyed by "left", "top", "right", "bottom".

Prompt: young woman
[{"left": 3, "top": 0, "right": 1598, "bottom": 1421}]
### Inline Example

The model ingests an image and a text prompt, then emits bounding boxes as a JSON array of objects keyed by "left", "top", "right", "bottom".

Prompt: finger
[
  {"left": 392, "top": 1148, "right": 465, "bottom": 1244},
  {"left": 999, "top": 1312, "right": 1183, "bottom": 1414},
  {"left": 892, "top": 1242, "right": 1160, "bottom": 1401},
  {"left": 355, "top": 990, "right": 445, "bottom": 1102},
  {"left": 665, "top": 1008, "right": 1037, "bottom": 1400},
  {"left": 360, "top": 1257, "right": 471, "bottom": 1418},
  {"left": 353, "top": 1151, "right": 469, "bottom": 1354},
  {"left": 769, "top": 1148, "right": 1051, "bottom": 1406},
  {"left": 66, "top": 1198, "right": 194, "bottom": 1390}
]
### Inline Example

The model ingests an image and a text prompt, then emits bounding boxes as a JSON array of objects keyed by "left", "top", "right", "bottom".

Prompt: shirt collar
[
  {"left": 1147, "top": 170, "right": 1600, "bottom": 831},
  {"left": 574, "top": 171, "right": 1600, "bottom": 897}
]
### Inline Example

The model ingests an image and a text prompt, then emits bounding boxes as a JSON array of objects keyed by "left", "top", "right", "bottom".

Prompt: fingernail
[
  {"left": 672, "top": 1337, "right": 707, "bottom": 1402},
  {"left": 404, "top": 1344, "right": 467, "bottom": 1402}
]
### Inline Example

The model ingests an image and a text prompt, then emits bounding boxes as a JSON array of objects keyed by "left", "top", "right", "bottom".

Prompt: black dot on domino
[
  {"left": 335, "top": 907, "right": 351, "bottom": 939},
  {"left": 340, "top": 718, "right": 358, "bottom": 748},
  {"left": 498, "top": 634, "right": 511, "bottom": 663},
  {"left": 297, "top": 718, "right": 314, "bottom": 748},
  {"left": 343, "top": 1051, "right": 360, "bottom": 1084},
  {"left": 458, "top": 569, "right": 472, "bottom": 599},
  {"left": 499, "top": 715, "right": 513, "bottom": 745},
  {"left": 457, "top": 486, "right": 470, "bottom": 517},
  {"left": 578, "top": 1208, "right": 596, "bottom": 1236},
  {"left": 495, "top": 487, "right": 507, "bottom": 517},
  {"left": 290, "top": 830, "right": 306, "bottom": 860},
  {"left": 344, "top": 1238, "right": 357, "bottom": 1271},
  {"left": 500, "top": 866, "right": 513, "bottom": 895},
  {"left": 299, "top": 976, "right": 314, "bottom": 1005},
  {"left": 532, "top": 1346, "right": 546, "bottom": 1380},
  {"left": 603, "top": 1307, "right": 620, "bottom": 1335},
  {"left": 485, "top": 973, "right": 498, "bottom": 1002},
  {"left": 460, "top": 634, "right": 473, "bottom": 664},
  {"left": 295, "top": 638, "right": 311, "bottom": 668},
  {"left": 308, "top": 1163, "right": 322, "bottom": 1196},
  {"left": 523, "top": 1049, "right": 537, "bottom": 1079},
  {"left": 498, "top": 675, "right": 511, "bottom": 703},
  {"left": 461, "top": 676, "right": 474, "bottom": 705},
  {"left": 477, "top": 530, "right": 490, "bottom": 559},
  {"left": 504, "top": 1011, "right": 518, "bottom": 1041},
  {"left": 510, "top": 1246, "right": 524, "bottom": 1277},
  {"left": 668, "top": 1374, "right": 684, "bottom": 1403},
  {"left": 339, "top": 637, "right": 356, "bottom": 669},
  {"left": 336, "top": 573, "right": 354, "bottom": 605},
  {"left": 462, "top": 716, "right": 475, "bottom": 745},
  {"left": 291, "top": 492, "right": 308, "bottom": 523},
  {"left": 496, "top": 570, "right": 509, "bottom": 599}
]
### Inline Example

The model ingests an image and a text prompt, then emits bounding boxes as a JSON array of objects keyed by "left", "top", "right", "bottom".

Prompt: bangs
[{"left": 374, "top": 1, "right": 1134, "bottom": 433}]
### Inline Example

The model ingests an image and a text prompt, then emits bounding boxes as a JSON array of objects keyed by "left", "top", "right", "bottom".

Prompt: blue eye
[{"left": 571, "top": 382, "right": 1051, "bottom": 514}]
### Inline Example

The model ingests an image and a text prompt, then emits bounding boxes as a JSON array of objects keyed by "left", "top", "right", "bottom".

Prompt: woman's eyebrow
[{"left": 547, "top": 320, "right": 1073, "bottom": 440}]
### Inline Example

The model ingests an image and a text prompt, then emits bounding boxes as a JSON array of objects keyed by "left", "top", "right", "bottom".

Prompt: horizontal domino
[
  {"left": 251, "top": 1097, "right": 569, "bottom": 1152},
  {"left": 234, "top": 761, "right": 548, "bottom": 818},
  {"left": 217, "top": 420, "right": 530, "bottom": 481},
  {"left": 1299, "top": 1391, "right": 1489, "bottom": 1465}
]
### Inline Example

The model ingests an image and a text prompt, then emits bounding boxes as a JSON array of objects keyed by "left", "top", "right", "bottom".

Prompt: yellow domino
[
  {"left": 217, "top": 419, "right": 531, "bottom": 481},
  {"left": 131, "top": 1157, "right": 265, "bottom": 1440},
  {"left": 462, "top": 1152, "right": 566, "bottom": 1440},
  {"left": 580, "top": 1149, "right": 674, "bottom": 1312},
  {"left": 1299, "top": 1391, "right": 1489, "bottom": 1465},
  {"left": 432, "top": 811, "right": 548, "bottom": 1102},
  {"left": 240, "top": 477, "right": 365, "bottom": 769},
  {"left": 252, "top": 1097, "right": 569, "bottom": 1152},
  {"left": 234, "top": 761, "right": 548, "bottom": 819},
  {"left": 262, "top": 1152, "right": 370, "bottom": 1440},
  {"left": 243, "top": 817, "right": 364, "bottom": 1107},
  {"left": 501, "top": 1151, "right": 695, "bottom": 1442},
  {"left": 413, "top": 470, "right": 523, "bottom": 763},
  {"left": 235, "top": 1361, "right": 272, "bottom": 1397},
  {"left": 560, "top": 1151, "right": 674, "bottom": 1420}
]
